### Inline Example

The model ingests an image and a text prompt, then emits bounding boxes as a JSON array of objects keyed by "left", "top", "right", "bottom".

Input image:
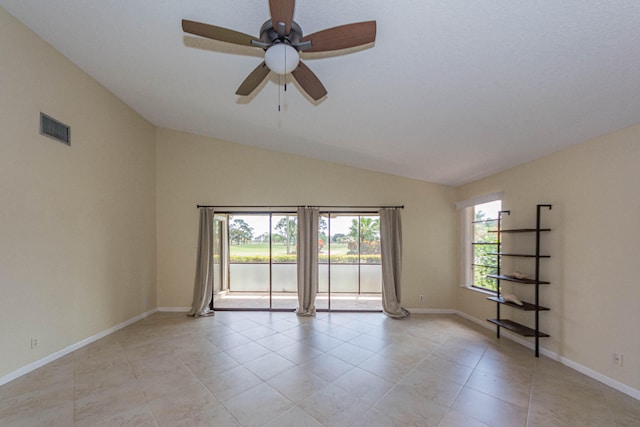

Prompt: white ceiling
[{"left": 2, "top": 1, "right": 639, "bottom": 186}]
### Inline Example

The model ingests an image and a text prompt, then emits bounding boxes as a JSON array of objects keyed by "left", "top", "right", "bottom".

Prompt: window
[
  {"left": 457, "top": 194, "right": 503, "bottom": 292},
  {"left": 471, "top": 200, "right": 501, "bottom": 292}
]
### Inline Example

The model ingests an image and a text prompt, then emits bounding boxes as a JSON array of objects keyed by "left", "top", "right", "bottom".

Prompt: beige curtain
[
  {"left": 296, "top": 207, "right": 319, "bottom": 316},
  {"left": 188, "top": 208, "right": 216, "bottom": 317},
  {"left": 379, "top": 208, "right": 410, "bottom": 318}
]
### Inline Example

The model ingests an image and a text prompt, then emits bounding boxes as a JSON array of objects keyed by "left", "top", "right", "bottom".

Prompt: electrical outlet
[
  {"left": 419, "top": 295, "right": 424, "bottom": 301},
  {"left": 30, "top": 337, "right": 39, "bottom": 349},
  {"left": 613, "top": 353, "right": 623, "bottom": 367}
]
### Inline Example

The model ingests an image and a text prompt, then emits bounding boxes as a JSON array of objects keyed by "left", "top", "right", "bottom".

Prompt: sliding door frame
[
  {"left": 213, "top": 211, "right": 297, "bottom": 312},
  {"left": 320, "top": 212, "right": 382, "bottom": 313},
  {"left": 211, "top": 209, "right": 383, "bottom": 313}
]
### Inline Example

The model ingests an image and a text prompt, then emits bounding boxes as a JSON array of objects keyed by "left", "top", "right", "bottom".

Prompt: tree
[
  {"left": 359, "top": 217, "right": 380, "bottom": 242},
  {"left": 347, "top": 217, "right": 380, "bottom": 254},
  {"left": 331, "top": 233, "right": 346, "bottom": 243},
  {"left": 275, "top": 216, "right": 297, "bottom": 254},
  {"left": 347, "top": 217, "right": 380, "bottom": 241},
  {"left": 229, "top": 219, "right": 254, "bottom": 245},
  {"left": 348, "top": 218, "right": 359, "bottom": 242},
  {"left": 319, "top": 217, "right": 328, "bottom": 245}
]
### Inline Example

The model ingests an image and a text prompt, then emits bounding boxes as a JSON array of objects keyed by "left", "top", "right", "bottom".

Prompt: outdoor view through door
[{"left": 212, "top": 212, "right": 382, "bottom": 311}]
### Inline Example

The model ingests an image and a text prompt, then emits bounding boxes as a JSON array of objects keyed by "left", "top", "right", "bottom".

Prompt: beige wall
[
  {"left": 155, "top": 128, "right": 458, "bottom": 310},
  {"left": 0, "top": 8, "right": 157, "bottom": 377},
  {"left": 456, "top": 126, "right": 640, "bottom": 392}
]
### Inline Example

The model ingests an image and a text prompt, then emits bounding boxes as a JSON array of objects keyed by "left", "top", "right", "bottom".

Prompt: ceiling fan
[{"left": 182, "top": 0, "right": 376, "bottom": 101}]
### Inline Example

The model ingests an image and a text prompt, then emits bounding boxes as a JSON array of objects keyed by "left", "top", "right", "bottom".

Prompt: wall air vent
[{"left": 40, "top": 113, "right": 70, "bottom": 145}]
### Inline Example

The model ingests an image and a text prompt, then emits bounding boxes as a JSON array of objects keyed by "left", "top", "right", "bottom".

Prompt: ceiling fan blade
[
  {"left": 291, "top": 61, "right": 327, "bottom": 101},
  {"left": 182, "top": 19, "right": 259, "bottom": 46},
  {"left": 300, "top": 21, "right": 376, "bottom": 52},
  {"left": 236, "top": 62, "right": 271, "bottom": 96},
  {"left": 269, "top": 0, "right": 295, "bottom": 36}
]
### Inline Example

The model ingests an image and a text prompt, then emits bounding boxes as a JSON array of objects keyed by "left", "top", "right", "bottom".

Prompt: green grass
[{"left": 230, "top": 243, "right": 351, "bottom": 256}]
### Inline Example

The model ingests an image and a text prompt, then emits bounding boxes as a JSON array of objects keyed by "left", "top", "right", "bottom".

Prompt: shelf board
[
  {"left": 490, "top": 253, "right": 550, "bottom": 258},
  {"left": 487, "top": 319, "right": 549, "bottom": 337},
  {"left": 487, "top": 274, "right": 550, "bottom": 285},
  {"left": 489, "top": 228, "right": 551, "bottom": 233},
  {"left": 487, "top": 296, "right": 549, "bottom": 311}
]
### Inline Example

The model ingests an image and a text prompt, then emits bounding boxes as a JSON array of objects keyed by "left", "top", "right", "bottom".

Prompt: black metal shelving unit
[{"left": 487, "top": 204, "right": 552, "bottom": 357}]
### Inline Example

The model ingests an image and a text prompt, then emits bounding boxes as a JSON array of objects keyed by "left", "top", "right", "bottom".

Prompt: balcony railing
[{"left": 228, "top": 263, "right": 382, "bottom": 293}]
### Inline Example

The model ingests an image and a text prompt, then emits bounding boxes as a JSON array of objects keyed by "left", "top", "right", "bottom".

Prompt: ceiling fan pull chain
[{"left": 284, "top": 46, "right": 288, "bottom": 92}]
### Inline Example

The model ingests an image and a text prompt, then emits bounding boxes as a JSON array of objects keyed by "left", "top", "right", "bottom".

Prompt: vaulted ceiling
[{"left": 2, "top": 1, "right": 639, "bottom": 185}]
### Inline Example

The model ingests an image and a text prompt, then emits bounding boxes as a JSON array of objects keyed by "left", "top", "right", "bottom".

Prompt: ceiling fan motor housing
[{"left": 259, "top": 20, "right": 303, "bottom": 48}]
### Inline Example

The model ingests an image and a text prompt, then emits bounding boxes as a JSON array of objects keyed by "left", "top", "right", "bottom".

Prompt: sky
[{"left": 476, "top": 200, "right": 502, "bottom": 220}]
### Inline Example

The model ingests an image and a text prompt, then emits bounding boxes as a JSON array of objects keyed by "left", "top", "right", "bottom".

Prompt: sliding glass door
[
  {"left": 227, "top": 214, "right": 271, "bottom": 309},
  {"left": 214, "top": 213, "right": 298, "bottom": 310},
  {"left": 271, "top": 214, "right": 298, "bottom": 310},
  {"left": 318, "top": 214, "right": 382, "bottom": 311},
  {"left": 213, "top": 211, "right": 381, "bottom": 311}
]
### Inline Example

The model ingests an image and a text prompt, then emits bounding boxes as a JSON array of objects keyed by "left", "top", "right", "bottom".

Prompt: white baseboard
[
  {"left": 406, "top": 308, "right": 458, "bottom": 314},
  {"left": 0, "top": 308, "right": 157, "bottom": 387},
  {"left": 454, "top": 310, "right": 640, "bottom": 401},
  {"left": 554, "top": 353, "right": 640, "bottom": 401},
  {"left": 157, "top": 307, "right": 190, "bottom": 312}
]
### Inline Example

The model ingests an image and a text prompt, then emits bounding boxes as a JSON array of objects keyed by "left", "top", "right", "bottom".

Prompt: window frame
[
  {"left": 457, "top": 194, "right": 502, "bottom": 293},
  {"left": 470, "top": 208, "right": 500, "bottom": 293}
]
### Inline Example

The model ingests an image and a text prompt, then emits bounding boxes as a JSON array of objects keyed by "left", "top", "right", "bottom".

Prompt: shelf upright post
[
  {"left": 496, "top": 210, "right": 510, "bottom": 338},
  {"left": 535, "top": 204, "right": 552, "bottom": 357}
]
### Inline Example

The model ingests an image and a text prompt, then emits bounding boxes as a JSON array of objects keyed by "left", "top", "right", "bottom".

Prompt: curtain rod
[{"left": 196, "top": 204, "right": 404, "bottom": 209}]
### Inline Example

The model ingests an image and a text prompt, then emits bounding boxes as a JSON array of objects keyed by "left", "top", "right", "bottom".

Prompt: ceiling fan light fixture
[{"left": 265, "top": 43, "right": 299, "bottom": 75}]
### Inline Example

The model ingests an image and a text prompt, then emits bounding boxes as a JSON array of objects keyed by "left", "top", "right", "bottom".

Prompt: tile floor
[{"left": 0, "top": 312, "right": 638, "bottom": 426}]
